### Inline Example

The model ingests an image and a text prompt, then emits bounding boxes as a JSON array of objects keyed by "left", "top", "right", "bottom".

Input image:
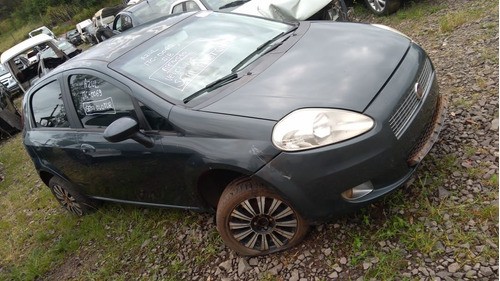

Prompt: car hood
[{"left": 201, "top": 22, "right": 411, "bottom": 121}]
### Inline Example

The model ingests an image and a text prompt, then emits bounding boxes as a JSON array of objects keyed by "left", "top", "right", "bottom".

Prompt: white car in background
[
  {"left": 110, "top": 0, "right": 348, "bottom": 36},
  {"left": 169, "top": 0, "right": 349, "bottom": 21},
  {"left": 1, "top": 34, "right": 69, "bottom": 93}
]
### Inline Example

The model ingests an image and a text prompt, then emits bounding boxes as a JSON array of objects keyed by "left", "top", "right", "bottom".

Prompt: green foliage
[
  {"left": 71, "top": 7, "right": 99, "bottom": 25},
  {"left": 45, "top": 4, "right": 80, "bottom": 24},
  {"left": 392, "top": 1, "right": 443, "bottom": 21},
  {"left": 439, "top": 2, "right": 494, "bottom": 33}
]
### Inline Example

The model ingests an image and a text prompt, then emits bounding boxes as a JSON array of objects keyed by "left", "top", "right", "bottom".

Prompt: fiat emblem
[{"left": 414, "top": 82, "right": 424, "bottom": 99}]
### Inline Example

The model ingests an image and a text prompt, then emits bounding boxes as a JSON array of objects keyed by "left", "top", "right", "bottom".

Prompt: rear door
[{"left": 25, "top": 76, "right": 82, "bottom": 181}]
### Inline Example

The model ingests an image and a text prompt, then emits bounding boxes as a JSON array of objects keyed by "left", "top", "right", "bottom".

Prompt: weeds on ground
[
  {"left": 0, "top": 135, "right": 215, "bottom": 280},
  {"left": 439, "top": 0, "right": 498, "bottom": 33}
]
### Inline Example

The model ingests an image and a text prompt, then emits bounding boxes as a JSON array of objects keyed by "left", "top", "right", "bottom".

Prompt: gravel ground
[
  {"left": 163, "top": 1, "right": 499, "bottom": 280},
  {"left": 104, "top": 1, "right": 499, "bottom": 281},
  {"left": 39, "top": 0, "right": 498, "bottom": 280}
]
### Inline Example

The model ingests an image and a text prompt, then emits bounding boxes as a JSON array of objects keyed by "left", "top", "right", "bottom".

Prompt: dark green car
[{"left": 23, "top": 11, "right": 445, "bottom": 256}]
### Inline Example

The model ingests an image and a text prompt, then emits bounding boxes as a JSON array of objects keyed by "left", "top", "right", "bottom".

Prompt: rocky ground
[
  {"left": 179, "top": 1, "right": 499, "bottom": 280},
  {"left": 38, "top": 0, "right": 498, "bottom": 280}
]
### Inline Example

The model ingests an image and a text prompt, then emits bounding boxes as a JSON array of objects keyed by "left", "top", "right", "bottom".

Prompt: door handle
[{"left": 80, "top": 144, "right": 96, "bottom": 154}]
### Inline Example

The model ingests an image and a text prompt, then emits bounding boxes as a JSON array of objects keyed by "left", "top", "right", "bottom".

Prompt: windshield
[{"left": 112, "top": 12, "right": 292, "bottom": 102}]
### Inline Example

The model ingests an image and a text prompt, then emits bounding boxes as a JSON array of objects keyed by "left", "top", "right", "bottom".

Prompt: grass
[
  {"left": 328, "top": 142, "right": 498, "bottom": 280},
  {"left": 0, "top": 23, "right": 41, "bottom": 52},
  {"left": 343, "top": 201, "right": 497, "bottom": 280},
  {"left": 439, "top": 9, "right": 482, "bottom": 33},
  {"left": 438, "top": 0, "right": 498, "bottom": 33},
  {"left": 0, "top": 135, "right": 211, "bottom": 280},
  {"left": 392, "top": 1, "right": 444, "bottom": 21},
  {"left": 355, "top": 0, "right": 498, "bottom": 38},
  {"left": 352, "top": 0, "right": 445, "bottom": 36},
  {"left": 12, "top": 131, "right": 494, "bottom": 280}
]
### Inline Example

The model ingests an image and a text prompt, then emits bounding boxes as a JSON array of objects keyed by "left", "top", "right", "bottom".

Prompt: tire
[
  {"left": 364, "top": 0, "right": 400, "bottom": 15},
  {"left": 216, "top": 178, "right": 309, "bottom": 256},
  {"left": 48, "top": 176, "right": 98, "bottom": 216},
  {"left": 334, "top": 0, "right": 350, "bottom": 22}
]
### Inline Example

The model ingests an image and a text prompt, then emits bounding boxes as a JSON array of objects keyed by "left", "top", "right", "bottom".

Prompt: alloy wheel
[
  {"left": 52, "top": 184, "right": 84, "bottom": 216},
  {"left": 228, "top": 196, "right": 298, "bottom": 251},
  {"left": 367, "top": 0, "right": 386, "bottom": 12}
]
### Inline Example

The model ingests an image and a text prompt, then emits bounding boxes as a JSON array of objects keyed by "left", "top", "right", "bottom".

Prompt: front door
[{"left": 64, "top": 71, "right": 198, "bottom": 207}]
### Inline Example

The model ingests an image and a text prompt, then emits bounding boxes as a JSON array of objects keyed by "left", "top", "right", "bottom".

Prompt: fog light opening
[{"left": 341, "top": 182, "right": 374, "bottom": 201}]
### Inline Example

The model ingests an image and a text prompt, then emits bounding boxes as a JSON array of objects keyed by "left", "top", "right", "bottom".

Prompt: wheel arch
[
  {"left": 196, "top": 167, "right": 295, "bottom": 212},
  {"left": 39, "top": 170, "right": 55, "bottom": 187},
  {"left": 196, "top": 168, "right": 248, "bottom": 209},
  {"left": 38, "top": 166, "right": 71, "bottom": 189}
]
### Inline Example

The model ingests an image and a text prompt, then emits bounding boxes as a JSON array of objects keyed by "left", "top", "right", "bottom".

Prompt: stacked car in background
[
  {"left": 65, "top": 29, "right": 83, "bottom": 46},
  {"left": 0, "top": 83, "right": 21, "bottom": 138}
]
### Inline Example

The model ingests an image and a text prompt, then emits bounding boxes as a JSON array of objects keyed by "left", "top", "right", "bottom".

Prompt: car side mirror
[{"left": 104, "top": 117, "right": 154, "bottom": 148}]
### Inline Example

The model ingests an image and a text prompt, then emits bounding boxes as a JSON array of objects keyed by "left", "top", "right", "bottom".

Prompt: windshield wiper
[
  {"left": 183, "top": 73, "right": 239, "bottom": 104},
  {"left": 231, "top": 25, "right": 298, "bottom": 73},
  {"left": 218, "top": 0, "right": 250, "bottom": 9}
]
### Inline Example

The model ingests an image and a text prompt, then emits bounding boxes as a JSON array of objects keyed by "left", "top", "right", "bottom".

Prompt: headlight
[{"left": 272, "top": 108, "right": 374, "bottom": 151}]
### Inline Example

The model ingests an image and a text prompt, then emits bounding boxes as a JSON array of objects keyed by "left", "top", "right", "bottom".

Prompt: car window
[
  {"left": 172, "top": 1, "right": 201, "bottom": 13},
  {"left": 122, "top": 15, "right": 133, "bottom": 31},
  {"left": 139, "top": 102, "right": 172, "bottom": 131},
  {"left": 185, "top": 1, "right": 201, "bottom": 12},
  {"left": 69, "top": 74, "right": 137, "bottom": 128},
  {"left": 205, "top": 0, "right": 239, "bottom": 10},
  {"left": 114, "top": 16, "right": 122, "bottom": 31},
  {"left": 115, "top": 15, "right": 133, "bottom": 32},
  {"left": 172, "top": 3, "right": 184, "bottom": 13},
  {"left": 31, "top": 81, "right": 69, "bottom": 128}
]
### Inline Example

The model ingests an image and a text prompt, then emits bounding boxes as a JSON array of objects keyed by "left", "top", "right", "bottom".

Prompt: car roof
[{"left": 1, "top": 34, "right": 55, "bottom": 64}]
